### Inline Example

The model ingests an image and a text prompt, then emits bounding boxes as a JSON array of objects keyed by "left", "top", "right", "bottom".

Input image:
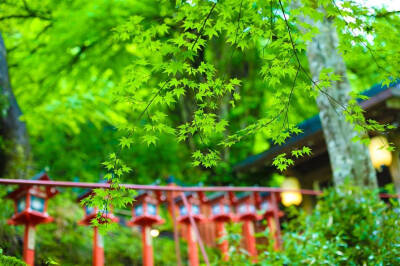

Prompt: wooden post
[
  {"left": 215, "top": 221, "right": 229, "bottom": 261},
  {"left": 242, "top": 220, "right": 257, "bottom": 260},
  {"left": 142, "top": 225, "right": 154, "bottom": 266},
  {"left": 389, "top": 150, "right": 400, "bottom": 198},
  {"left": 271, "top": 192, "right": 282, "bottom": 249},
  {"left": 186, "top": 224, "right": 199, "bottom": 266},
  {"left": 93, "top": 227, "right": 104, "bottom": 266},
  {"left": 23, "top": 224, "right": 35, "bottom": 266},
  {"left": 166, "top": 185, "right": 183, "bottom": 266},
  {"left": 266, "top": 215, "right": 280, "bottom": 250}
]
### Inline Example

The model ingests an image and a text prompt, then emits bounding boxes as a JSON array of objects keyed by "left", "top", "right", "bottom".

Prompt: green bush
[
  {"left": 0, "top": 252, "right": 26, "bottom": 266},
  {"left": 214, "top": 185, "right": 400, "bottom": 265}
]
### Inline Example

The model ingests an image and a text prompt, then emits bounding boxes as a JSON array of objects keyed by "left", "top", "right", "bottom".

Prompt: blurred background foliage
[
  {"left": 0, "top": 0, "right": 318, "bottom": 185},
  {"left": 0, "top": 0, "right": 392, "bottom": 184}
]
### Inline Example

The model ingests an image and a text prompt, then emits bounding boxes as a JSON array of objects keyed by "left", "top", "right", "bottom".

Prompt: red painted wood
[
  {"left": 270, "top": 192, "right": 282, "bottom": 249},
  {"left": 186, "top": 224, "right": 199, "bottom": 266},
  {"left": 93, "top": 227, "right": 104, "bottom": 266},
  {"left": 180, "top": 192, "right": 209, "bottom": 266},
  {"left": 0, "top": 178, "right": 323, "bottom": 195},
  {"left": 266, "top": 215, "right": 279, "bottom": 250},
  {"left": 142, "top": 225, "right": 154, "bottom": 266},
  {"left": 1, "top": 178, "right": 399, "bottom": 199},
  {"left": 215, "top": 221, "right": 229, "bottom": 261},
  {"left": 242, "top": 220, "right": 257, "bottom": 261},
  {"left": 23, "top": 224, "right": 35, "bottom": 266}
]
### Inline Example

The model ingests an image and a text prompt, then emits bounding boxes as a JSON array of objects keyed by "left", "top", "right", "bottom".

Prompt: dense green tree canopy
[{"left": 1, "top": 0, "right": 396, "bottom": 184}]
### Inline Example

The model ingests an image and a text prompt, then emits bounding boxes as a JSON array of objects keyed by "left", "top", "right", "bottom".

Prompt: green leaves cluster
[
  {"left": 81, "top": 153, "right": 136, "bottom": 230},
  {"left": 266, "top": 185, "right": 400, "bottom": 265}
]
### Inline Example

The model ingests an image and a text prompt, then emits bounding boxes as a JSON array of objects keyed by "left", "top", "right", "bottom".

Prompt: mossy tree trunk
[
  {"left": 300, "top": 6, "right": 378, "bottom": 189},
  {"left": 0, "top": 33, "right": 30, "bottom": 178}
]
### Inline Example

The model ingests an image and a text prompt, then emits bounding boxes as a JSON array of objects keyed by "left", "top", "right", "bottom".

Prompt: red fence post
[
  {"left": 215, "top": 221, "right": 229, "bottom": 261},
  {"left": 93, "top": 227, "right": 104, "bottom": 266},
  {"left": 141, "top": 225, "right": 153, "bottom": 266},
  {"left": 180, "top": 192, "right": 210, "bottom": 266},
  {"left": 242, "top": 220, "right": 257, "bottom": 260},
  {"left": 271, "top": 192, "right": 282, "bottom": 249},
  {"left": 186, "top": 224, "right": 199, "bottom": 266},
  {"left": 167, "top": 184, "right": 183, "bottom": 266},
  {"left": 23, "top": 224, "right": 36, "bottom": 266}
]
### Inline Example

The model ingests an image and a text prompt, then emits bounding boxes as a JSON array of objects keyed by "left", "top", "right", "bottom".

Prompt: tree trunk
[
  {"left": 299, "top": 6, "right": 378, "bottom": 189},
  {"left": 0, "top": 32, "right": 30, "bottom": 178}
]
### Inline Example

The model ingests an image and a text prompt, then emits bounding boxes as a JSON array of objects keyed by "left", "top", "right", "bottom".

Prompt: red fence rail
[{"left": 1, "top": 178, "right": 399, "bottom": 197}]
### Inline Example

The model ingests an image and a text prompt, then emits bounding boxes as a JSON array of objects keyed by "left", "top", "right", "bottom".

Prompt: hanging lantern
[
  {"left": 280, "top": 177, "right": 302, "bottom": 207},
  {"left": 369, "top": 136, "right": 392, "bottom": 169}
]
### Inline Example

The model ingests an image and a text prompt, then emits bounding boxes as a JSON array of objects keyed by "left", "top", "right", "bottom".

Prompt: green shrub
[
  {"left": 0, "top": 253, "right": 26, "bottom": 266},
  {"left": 214, "top": 185, "right": 400, "bottom": 265}
]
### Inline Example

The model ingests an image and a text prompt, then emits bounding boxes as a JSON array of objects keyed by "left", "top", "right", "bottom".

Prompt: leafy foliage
[
  {"left": 213, "top": 185, "right": 400, "bottom": 265},
  {"left": 0, "top": 253, "right": 26, "bottom": 266}
]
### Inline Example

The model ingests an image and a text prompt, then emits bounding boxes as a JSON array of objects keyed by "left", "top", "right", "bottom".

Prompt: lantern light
[
  {"left": 175, "top": 193, "right": 204, "bottom": 224},
  {"left": 234, "top": 193, "right": 260, "bottom": 221},
  {"left": 208, "top": 193, "right": 234, "bottom": 222},
  {"left": 128, "top": 191, "right": 164, "bottom": 227},
  {"left": 280, "top": 177, "right": 302, "bottom": 207},
  {"left": 211, "top": 203, "right": 230, "bottom": 216},
  {"left": 150, "top": 228, "right": 160, "bottom": 238},
  {"left": 31, "top": 196, "right": 45, "bottom": 213},
  {"left": 369, "top": 136, "right": 392, "bottom": 169}
]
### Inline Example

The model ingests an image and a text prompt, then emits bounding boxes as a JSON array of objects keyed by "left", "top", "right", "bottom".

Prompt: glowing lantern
[
  {"left": 280, "top": 177, "right": 302, "bottom": 207},
  {"left": 369, "top": 136, "right": 392, "bottom": 169},
  {"left": 150, "top": 228, "right": 160, "bottom": 238}
]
